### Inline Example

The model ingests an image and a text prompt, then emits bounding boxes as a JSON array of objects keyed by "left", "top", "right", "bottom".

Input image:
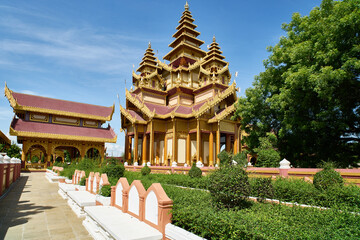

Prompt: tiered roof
[
  {"left": 5, "top": 84, "right": 117, "bottom": 143},
  {"left": 136, "top": 42, "right": 158, "bottom": 74},
  {"left": 121, "top": 2, "right": 239, "bottom": 128},
  {"left": 10, "top": 118, "right": 117, "bottom": 143},
  {"left": 203, "top": 36, "right": 227, "bottom": 66},
  {"left": 163, "top": 1, "right": 206, "bottom": 64},
  {"left": 5, "top": 84, "right": 114, "bottom": 121}
]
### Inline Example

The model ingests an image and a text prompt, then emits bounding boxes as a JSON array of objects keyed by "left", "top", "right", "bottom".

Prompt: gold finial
[
  {"left": 185, "top": 1, "right": 189, "bottom": 10},
  {"left": 213, "top": 35, "right": 216, "bottom": 42},
  {"left": 148, "top": 41, "right": 151, "bottom": 48}
]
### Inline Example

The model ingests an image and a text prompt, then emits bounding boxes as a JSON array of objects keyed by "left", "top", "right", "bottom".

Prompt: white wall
[
  {"left": 167, "top": 139, "right": 172, "bottom": 159},
  {"left": 160, "top": 141, "right": 164, "bottom": 164},
  {"left": 115, "top": 183, "right": 123, "bottom": 207},
  {"left": 203, "top": 141, "right": 209, "bottom": 165},
  {"left": 145, "top": 191, "right": 158, "bottom": 225},
  {"left": 177, "top": 139, "right": 186, "bottom": 163},
  {"left": 128, "top": 186, "right": 139, "bottom": 216},
  {"left": 191, "top": 140, "right": 196, "bottom": 158}
]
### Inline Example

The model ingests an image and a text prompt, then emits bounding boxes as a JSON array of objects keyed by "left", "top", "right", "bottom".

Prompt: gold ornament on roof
[{"left": 185, "top": 1, "right": 189, "bottom": 10}]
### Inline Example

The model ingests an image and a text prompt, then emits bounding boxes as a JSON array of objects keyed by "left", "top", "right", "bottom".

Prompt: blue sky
[{"left": 0, "top": 0, "right": 322, "bottom": 156}]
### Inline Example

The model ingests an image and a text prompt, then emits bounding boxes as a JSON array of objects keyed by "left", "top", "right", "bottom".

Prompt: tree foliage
[
  {"left": 254, "top": 133, "right": 281, "bottom": 167},
  {"left": 6, "top": 143, "right": 21, "bottom": 158},
  {"left": 234, "top": 0, "right": 360, "bottom": 167}
]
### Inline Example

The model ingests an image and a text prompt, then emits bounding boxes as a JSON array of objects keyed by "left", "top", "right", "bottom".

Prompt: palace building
[
  {"left": 5, "top": 84, "right": 116, "bottom": 168},
  {"left": 120, "top": 2, "right": 242, "bottom": 167}
]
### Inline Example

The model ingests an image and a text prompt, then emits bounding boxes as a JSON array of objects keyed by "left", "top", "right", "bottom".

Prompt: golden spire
[
  {"left": 213, "top": 35, "right": 216, "bottom": 42},
  {"left": 163, "top": 0, "right": 206, "bottom": 63},
  {"left": 148, "top": 41, "right": 151, "bottom": 49}
]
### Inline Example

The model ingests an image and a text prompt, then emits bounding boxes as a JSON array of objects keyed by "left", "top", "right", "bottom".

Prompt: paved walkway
[{"left": 0, "top": 172, "right": 92, "bottom": 240}]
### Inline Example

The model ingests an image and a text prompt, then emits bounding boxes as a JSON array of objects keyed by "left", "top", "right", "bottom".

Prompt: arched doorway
[
  {"left": 25, "top": 144, "right": 47, "bottom": 168},
  {"left": 54, "top": 146, "right": 80, "bottom": 164},
  {"left": 86, "top": 148, "right": 101, "bottom": 160}
]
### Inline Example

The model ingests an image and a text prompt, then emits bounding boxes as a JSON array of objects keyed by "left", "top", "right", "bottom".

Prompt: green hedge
[
  {"left": 163, "top": 185, "right": 360, "bottom": 239},
  {"left": 250, "top": 177, "right": 360, "bottom": 212}
]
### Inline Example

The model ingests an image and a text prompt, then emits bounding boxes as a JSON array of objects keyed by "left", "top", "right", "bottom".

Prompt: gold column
[
  {"left": 149, "top": 121, "right": 154, "bottom": 165},
  {"left": 234, "top": 125, "right": 238, "bottom": 154},
  {"left": 128, "top": 135, "right": 132, "bottom": 162},
  {"left": 156, "top": 138, "right": 160, "bottom": 165},
  {"left": 163, "top": 134, "right": 167, "bottom": 166},
  {"left": 226, "top": 134, "right": 231, "bottom": 152},
  {"left": 142, "top": 133, "right": 147, "bottom": 165},
  {"left": 100, "top": 145, "right": 105, "bottom": 162},
  {"left": 216, "top": 122, "right": 220, "bottom": 166},
  {"left": 125, "top": 132, "right": 129, "bottom": 161},
  {"left": 21, "top": 141, "right": 26, "bottom": 169},
  {"left": 186, "top": 133, "right": 191, "bottom": 166},
  {"left": 47, "top": 141, "right": 52, "bottom": 166},
  {"left": 172, "top": 119, "right": 176, "bottom": 165},
  {"left": 209, "top": 131, "right": 214, "bottom": 166},
  {"left": 134, "top": 124, "right": 138, "bottom": 164},
  {"left": 196, "top": 119, "right": 201, "bottom": 163},
  {"left": 80, "top": 144, "right": 86, "bottom": 159}
]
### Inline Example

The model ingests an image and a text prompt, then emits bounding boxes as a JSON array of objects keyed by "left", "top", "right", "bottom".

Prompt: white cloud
[
  {"left": 0, "top": 107, "right": 13, "bottom": 120},
  {"left": 105, "top": 143, "right": 124, "bottom": 157},
  {"left": 0, "top": 16, "right": 145, "bottom": 75},
  {"left": 19, "top": 90, "right": 39, "bottom": 95}
]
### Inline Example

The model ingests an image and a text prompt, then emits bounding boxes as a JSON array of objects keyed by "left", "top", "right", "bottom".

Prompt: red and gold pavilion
[
  {"left": 120, "top": 2, "right": 243, "bottom": 167},
  {"left": 5, "top": 84, "right": 116, "bottom": 167}
]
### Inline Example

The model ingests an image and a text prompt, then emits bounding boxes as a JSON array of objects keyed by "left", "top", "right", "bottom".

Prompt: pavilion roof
[
  {"left": 5, "top": 84, "right": 114, "bottom": 121},
  {"left": 0, "top": 130, "right": 11, "bottom": 145},
  {"left": 10, "top": 118, "right": 117, "bottom": 143}
]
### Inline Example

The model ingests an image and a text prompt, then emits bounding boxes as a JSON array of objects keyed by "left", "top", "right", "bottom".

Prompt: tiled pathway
[{"left": 0, "top": 172, "right": 92, "bottom": 240}]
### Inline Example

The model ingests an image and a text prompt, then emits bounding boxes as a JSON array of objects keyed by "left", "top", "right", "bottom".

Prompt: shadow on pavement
[{"left": 0, "top": 175, "right": 54, "bottom": 238}]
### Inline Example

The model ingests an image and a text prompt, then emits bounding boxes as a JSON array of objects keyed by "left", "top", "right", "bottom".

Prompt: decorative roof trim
[
  {"left": 126, "top": 90, "right": 155, "bottom": 119},
  {"left": 0, "top": 130, "right": 11, "bottom": 145},
  {"left": 157, "top": 60, "right": 173, "bottom": 71},
  {"left": 9, "top": 127, "right": 117, "bottom": 143},
  {"left": 199, "top": 65, "right": 211, "bottom": 75},
  {"left": 208, "top": 104, "right": 236, "bottom": 123},
  {"left": 194, "top": 82, "right": 237, "bottom": 118},
  {"left": 5, "top": 84, "right": 114, "bottom": 121},
  {"left": 119, "top": 105, "right": 147, "bottom": 124},
  {"left": 164, "top": 42, "right": 206, "bottom": 61}
]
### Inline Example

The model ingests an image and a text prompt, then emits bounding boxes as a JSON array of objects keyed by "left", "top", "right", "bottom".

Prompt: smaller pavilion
[
  {"left": 5, "top": 84, "right": 117, "bottom": 168},
  {"left": 0, "top": 130, "right": 11, "bottom": 149}
]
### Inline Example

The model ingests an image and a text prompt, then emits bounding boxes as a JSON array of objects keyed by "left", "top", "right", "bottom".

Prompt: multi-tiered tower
[{"left": 120, "top": 2, "right": 241, "bottom": 167}]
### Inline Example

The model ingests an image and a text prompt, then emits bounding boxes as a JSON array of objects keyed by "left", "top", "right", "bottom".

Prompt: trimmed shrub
[
  {"left": 217, "top": 150, "right": 232, "bottom": 166},
  {"left": 141, "top": 165, "right": 151, "bottom": 176},
  {"left": 101, "top": 157, "right": 119, "bottom": 166},
  {"left": 251, "top": 177, "right": 274, "bottom": 201},
  {"left": 254, "top": 133, "right": 280, "bottom": 167},
  {"left": 101, "top": 164, "right": 125, "bottom": 179},
  {"left": 99, "top": 184, "right": 111, "bottom": 197},
  {"left": 188, "top": 165, "right": 202, "bottom": 178},
  {"left": 233, "top": 151, "right": 248, "bottom": 166},
  {"left": 77, "top": 157, "right": 99, "bottom": 170},
  {"left": 59, "top": 166, "right": 76, "bottom": 179},
  {"left": 165, "top": 184, "right": 360, "bottom": 240},
  {"left": 79, "top": 177, "right": 86, "bottom": 186},
  {"left": 208, "top": 165, "right": 250, "bottom": 208},
  {"left": 313, "top": 163, "right": 344, "bottom": 190}
]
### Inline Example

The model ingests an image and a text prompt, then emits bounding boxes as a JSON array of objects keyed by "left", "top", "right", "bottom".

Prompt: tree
[
  {"left": 254, "top": 133, "right": 281, "bottom": 167},
  {"left": 234, "top": 0, "right": 360, "bottom": 167},
  {"left": 6, "top": 143, "right": 21, "bottom": 158},
  {"left": 64, "top": 150, "right": 71, "bottom": 162}
]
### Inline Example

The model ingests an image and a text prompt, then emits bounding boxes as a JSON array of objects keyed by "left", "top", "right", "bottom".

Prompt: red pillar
[{"left": 0, "top": 164, "right": 4, "bottom": 196}]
